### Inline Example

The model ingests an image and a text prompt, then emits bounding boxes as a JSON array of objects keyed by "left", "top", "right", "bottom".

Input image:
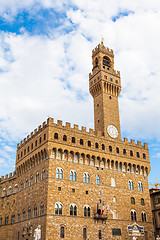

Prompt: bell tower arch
[{"left": 89, "top": 41, "right": 121, "bottom": 140}]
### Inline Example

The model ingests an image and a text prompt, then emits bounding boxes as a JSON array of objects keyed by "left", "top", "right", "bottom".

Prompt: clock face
[{"left": 107, "top": 125, "right": 118, "bottom": 138}]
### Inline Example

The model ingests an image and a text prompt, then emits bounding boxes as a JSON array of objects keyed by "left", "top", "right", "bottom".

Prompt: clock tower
[{"left": 89, "top": 40, "right": 121, "bottom": 140}]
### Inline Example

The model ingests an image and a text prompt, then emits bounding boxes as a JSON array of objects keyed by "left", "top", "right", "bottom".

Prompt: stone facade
[
  {"left": 0, "top": 41, "right": 154, "bottom": 240},
  {"left": 150, "top": 188, "right": 160, "bottom": 238}
]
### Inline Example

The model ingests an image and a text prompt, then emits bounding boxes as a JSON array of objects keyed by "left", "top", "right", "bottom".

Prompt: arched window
[
  {"left": 84, "top": 206, "right": 90, "bottom": 217},
  {"left": 103, "top": 56, "right": 110, "bottom": 67},
  {"left": 54, "top": 133, "right": 58, "bottom": 139},
  {"left": 109, "top": 146, "right": 112, "bottom": 152},
  {"left": 131, "top": 210, "right": 137, "bottom": 221},
  {"left": 63, "top": 135, "right": 67, "bottom": 141},
  {"left": 113, "top": 196, "right": 116, "bottom": 202},
  {"left": 40, "top": 204, "right": 44, "bottom": 216},
  {"left": 137, "top": 152, "right": 140, "bottom": 158},
  {"left": 20, "top": 182, "right": 23, "bottom": 190},
  {"left": 128, "top": 180, "right": 134, "bottom": 190},
  {"left": 31, "top": 143, "right": 33, "bottom": 150},
  {"left": 2, "top": 188, "right": 6, "bottom": 197},
  {"left": 99, "top": 229, "right": 102, "bottom": 239},
  {"left": 83, "top": 227, "right": 87, "bottom": 240},
  {"left": 28, "top": 209, "right": 31, "bottom": 219},
  {"left": 95, "top": 57, "right": 98, "bottom": 66},
  {"left": 60, "top": 226, "right": 64, "bottom": 238},
  {"left": 130, "top": 150, "right": 133, "bottom": 156},
  {"left": 123, "top": 149, "right": 126, "bottom": 155},
  {"left": 35, "top": 140, "right": 37, "bottom": 146},
  {"left": 34, "top": 207, "right": 37, "bottom": 217},
  {"left": 111, "top": 177, "right": 115, "bottom": 187},
  {"left": 8, "top": 186, "right": 12, "bottom": 195},
  {"left": 96, "top": 175, "right": 100, "bottom": 185},
  {"left": 138, "top": 181, "right": 143, "bottom": 191},
  {"left": 14, "top": 184, "right": 18, "bottom": 193},
  {"left": 25, "top": 179, "right": 28, "bottom": 188},
  {"left": 55, "top": 203, "right": 63, "bottom": 215},
  {"left": 141, "top": 198, "right": 145, "bottom": 206},
  {"left": 102, "top": 144, "right": 105, "bottom": 150},
  {"left": 80, "top": 139, "right": 83, "bottom": 145},
  {"left": 42, "top": 169, "right": 45, "bottom": 180},
  {"left": 70, "top": 204, "right": 77, "bottom": 216},
  {"left": 44, "top": 133, "right": 46, "bottom": 140},
  {"left": 141, "top": 212, "right": 146, "bottom": 222},
  {"left": 95, "top": 142, "right": 99, "bottom": 149},
  {"left": 88, "top": 141, "right": 91, "bottom": 147},
  {"left": 131, "top": 197, "right": 135, "bottom": 204},
  {"left": 70, "top": 170, "right": 76, "bottom": 181},
  {"left": 56, "top": 168, "right": 63, "bottom": 179},
  {"left": 36, "top": 172, "right": 39, "bottom": 183},
  {"left": 116, "top": 147, "right": 119, "bottom": 153},
  {"left": 30, "top": 176, "right": 33, "bottom": 186},
  {"left": 72, "top": 137, "right": 75, "bottom": 143},
  {"left": 83, "top": 173, "right": 90, "bottom": 183}
]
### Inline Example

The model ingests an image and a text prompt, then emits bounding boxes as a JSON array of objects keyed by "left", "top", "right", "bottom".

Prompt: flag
[
  {"left": 107, "top": 203, "right": 113, "bottom": 214},
  {"left": 101, "top": 202, "right": 104, "bottom": 215}
]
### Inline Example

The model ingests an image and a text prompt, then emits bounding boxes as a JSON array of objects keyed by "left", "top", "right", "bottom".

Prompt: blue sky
[{"left": 0, "top": 0, "right": 160, "bottom": 188}]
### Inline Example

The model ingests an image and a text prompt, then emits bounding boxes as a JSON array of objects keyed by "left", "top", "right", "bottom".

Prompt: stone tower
[{"left": 89, "top": 40, "right": 121, "bottom": 140}]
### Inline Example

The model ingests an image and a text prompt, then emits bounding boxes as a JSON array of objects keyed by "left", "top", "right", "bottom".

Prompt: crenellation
[
  {"left": 89, "top": 128, "right": 94, "bottom": 135},
  {"left": 74, "top": 124, "right": 79, "bottom": 130},
  {"left": 65, "top": 122, "right": 71, "bottom": 128},
  {"left": 43, "top": 121, "right": 46, "bottom": 127},
  {"left": 81, "top": 126, "right": 86, "bottom": 132},
  {"left": 5, "top": 174, "right": 8, "bottom": 180},
  {"left": 124, "top": 137, "right": 128, "bottom": 143},
  {"left": 144, "top": 143, "right": 148, "bottom": 149},
  {"left": 131, "top": 139, "right": 135, "bottom": 144},
  {"left": 38, "top": 125, "right": 41, "bottom": 131},
  {"left": 47, "top": 117, "right": 54, "bottom": 125},
  {"left": 34, "top": 128, "right": 37, "bottom": 134},
  {"left": 57, "top": 120, "right": 62, "bottom": 126},
  {"left": 137, "top": 141, "right": 142, "bottom": 147}
]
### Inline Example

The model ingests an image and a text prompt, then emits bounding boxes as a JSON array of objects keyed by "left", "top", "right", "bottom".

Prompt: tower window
[
  {"left": 72, "top": 137, "right": 75, "bottom": 143},
  {"left": 99, "top": 230, "right": 102, "bottom": 239},
  {"left": 39, "top": 137, "right": 41, "bottom": 144},
  {"left": 131, "top": 197, "right": 135, "bottom": 204},
  {"left": 110, "top": 77, "right": 113, "bottom": 81},
  {"left": 83, "top": 227, "right": 87, "bottom": 239},
  {"left": 103, "top": 56, "right": 110, "bottom": 67},
  {"left": 109, "top": 96, "right": 112, "bottom": 99},
  {"left": 95, "top": 57, "right": 98, "bottom": 66},
  {"left": 80, "top": 139, "right": 83, "bottom": 145},
  {"left": 123, "top": 149, "right": 126, "bottom": 155},
  {"left": 143, "top": 153, "right": 146, "bottom": 159},
  {"left": 141, "top": 198, "right": 145, "bottom": 206},
  {"left": 97, "top": 104, "right": 99, "bottom": 107},
  {"left": 104, "top": 75, "right": 107, "bottom": 79},
  {"left": 44, "top": 133, "right": 46, "bottom": 140},
  {"left": 63, "top": 135, "right": 67, "bottom": 141},
  {"left": 102, "top": 144, "right": 105, "bottom": 150},
  {"left": 60, "top": 226, "right": 64, "bottom": 238},
  {"left": 88, "top": 141, "right": 91, "bottom": 147},
  {"left": 35, "top": 140, "right": 37, "bottom": 147},
  {"left": 109, "top": 146, "right": 112, "bottom": 152},
  {"left": 116, "top": 147, "right": 119, "bottom": 153},
  {"left": 95, "top": 142, "right": 99, "bottom": 149},
  {"left": 137, "top": 152, "right": 140, "bottom": 158},
  {"left": 115, "top": 80, "right": 118, "bottom": 84},
  {"left": 130, "top": 150, "right": 133, "bottom": 156},
  {"left": 54, "top": 133, "right": 58, "bottom": 139}
]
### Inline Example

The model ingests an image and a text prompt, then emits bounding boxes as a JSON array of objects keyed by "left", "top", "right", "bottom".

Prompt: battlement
[
  {"left": 89, "top": 68, "right": 120, "bottom": 80},
  {"left": 17, "top": 117, "right": 148, "bottom": 150},
  {"left": 0, "top": 171, "right": 16, "bottom": 182},
  {"left": 92, "top": 43, "right": 114, "bottom": 58}
]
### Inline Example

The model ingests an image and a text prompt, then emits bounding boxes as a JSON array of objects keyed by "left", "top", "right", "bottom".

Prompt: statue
[
  {"left": 133, "top": 237, "right": 137, "bottom": 240},
  {"left": 34, "top": 225, "right": 41, "bottom": 240}
]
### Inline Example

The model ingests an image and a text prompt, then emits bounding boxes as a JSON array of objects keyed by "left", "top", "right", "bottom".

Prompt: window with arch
[
  {"left": 123, "top": 149, "right": 126, "bottom": 155},
  {"left": 143, "top": 153, "right": 146, "bottom": 159},
  {"left": 72, "top": 137, "right": 75, "bottom": 143},
  {"left": 24, "top": 149, "right": 26, "bottom": 155},
  {"left": 5, "top": 216, "right": 9, "bottom": 225},
  {"left": 30, "top": 176, "right": 33, "bottom": 186},
  {"left": 27, "top": 146, "right": 30, "bottom": 153},
  {"left": 70, "top": 170, "right": 76, "bottom": 181},
  {"left": 96, "top": 175, "right": 100, "bottom": 185},
  {"left": 63, "top": 135, "right": 67, "bottom": 141},
  {"left": 39, "top": 137, "right": 41, "bottom": 144},
  {"left": 83, "top": 173, "right": 90, "bottom": 183},
  {"left": 0, "top": 217, "right": 2, "bottom": 226},
  {"left": 36, "top": 172, "right": 39, "bottom": 183},
  {"left": 88, "top": 141, "right": 91, "bottom": 147},
  {"left": 131, "top": 210, "right": 137, "bottom": 221},
  {"left": 102, "top": 144, "right": 105, "bottom": 150},
  {"left": 137, "top": 152, "right": 140, "bottom": 158},
  {"left": 116, "top": 147, "right": 119, "bottom": 153},
  {"left": 14, "top": 184, "right": 18, "bottom": 193},
  {"left": 31, "top": 143, "right": 33, "bottom": 150},
  {"left": 17, "top": 213, "right": 20, "bottom": 222},
  {"left": 60, "top": 226, "right": 64, "bottom": 238},
  {"left": 2, "top": 188, "right": 6, "bottom": 197},
  {"left": 131, "top": 197, "right": 135, "bottom": 204},
  {"left": 113, "top": 196, "right": 116, "bottom": 203},
  {"left": 80, "top": 139, "right": 83, "bottom": 145},
  {"left": 138, "top": 181, "right": 143, "bottom": 191},
  {"left": 83, "top": 227, "right": 87, "bottom": 240},
  {"left": 109, "top": 146, "right": 112, "bottom": 152},
  {"left": 130, "top": 150, "right": 133, "bottom": 156},
  {"left": 8, "top": 186, "right": 12, "bottom": 195},
  {"left": 40, "top": 204, "right": 44, "bottom": 216},
  {"left": 95, "top": 57, "right": 98, "bottom": 66},
  {"left": 70, "top": 204, "right": 77, "bottom": 216},
  {"left": 54, "top": 133, "right": 58, "bottom": 139},
  {"left": 44, "top": 133, "right": 46, "bottom": 140},
  {"left": 128, "top": 180, "right": 134, "bottom": 190},
  {"left": 35, "top": 140, "right": 37, "bottom": 147},
  {"left": 42, "top": 169, "right": 45, "bottom": 180},
  {"left": 141, "top": 212, "right": 147, "bottom": 222},
  {"left": 28, "top": 209, "right": 31, "bottom": 219},
  {"left": 111, "top": 177, "right": 115, "bottom": 187},
  {"left": 20, "top": 182, "right": 23, "bottom": 190},
  {"left": 103, "top": 56, "right": 110, "bottom": 67},
  {"left": 56, "top": 168, "right": 63, "bottom": 179},
  {"left": 34, "top": 207, "right": 37, "bottom": 217},
  {"left": 95, "top": 142, "right": 99, "bottom": 149},
  {"left": 84, "top": 206, "right": 90, "bottom": 217},
  {"left": 98, "top": 229, "right": 102, "bottom": 239},
  {"left": 22, "top": 211, "right": 25, "bottom": 221},
  {"left": 25, "top": 179, "right": 28, "bottom": 188},
  {"left": 55, "top": 202, "right": 63, "bottom": 215},
  {"left": 141, "top": 198, "right": 145, "bottom": 206}
]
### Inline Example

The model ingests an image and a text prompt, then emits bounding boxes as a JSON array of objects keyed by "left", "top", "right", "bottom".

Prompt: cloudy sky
[{"left": 0, "top": 0, "right": 160, "bottom": 187}]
